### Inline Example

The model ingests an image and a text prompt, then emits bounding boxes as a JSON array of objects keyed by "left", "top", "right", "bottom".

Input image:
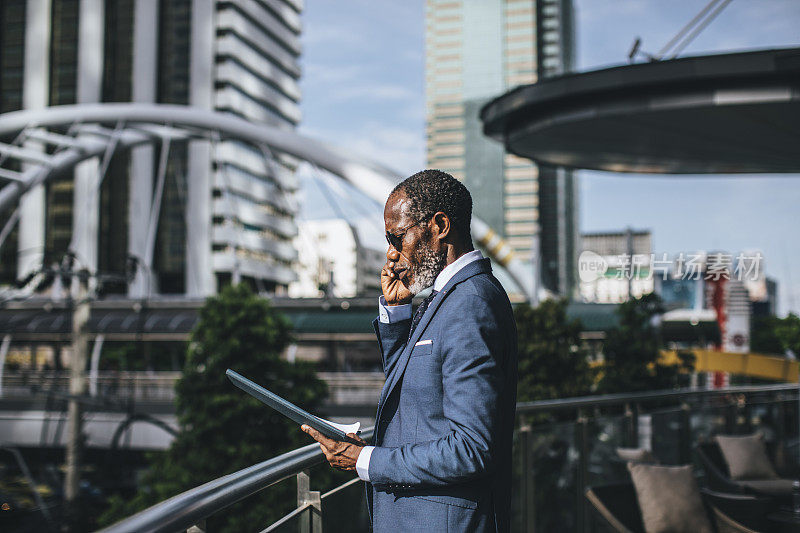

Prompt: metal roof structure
[
  {"left": 0, "top": 103, "right": 535, "bottom": 299},
  {"left": 0, "top": 297, "right": 619, "bottom": 341},
  {"left": 481, "top": 48, "right": 800, "bottom": 174}
]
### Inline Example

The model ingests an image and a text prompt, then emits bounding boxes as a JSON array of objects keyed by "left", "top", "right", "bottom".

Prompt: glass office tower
[{"left": 425, "top": 0, "right": 578, "bottom": 298}]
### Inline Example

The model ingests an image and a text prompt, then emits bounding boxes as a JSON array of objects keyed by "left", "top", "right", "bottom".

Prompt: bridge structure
[
  {"left": 0, "top": 103, "right": 535, "bottom": 301},
  {"left": 0, "top": 295, "right": 621, "bottom": 452}
]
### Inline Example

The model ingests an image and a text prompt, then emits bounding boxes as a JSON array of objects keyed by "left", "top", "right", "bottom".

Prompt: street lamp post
[{"left": 64, "top": 268, "right": 91, "bottom": 506}]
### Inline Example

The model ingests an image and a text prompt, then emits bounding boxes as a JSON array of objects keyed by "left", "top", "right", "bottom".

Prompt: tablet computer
[{"left": 226, "top": 369, "right": 362, "bottom": 444}]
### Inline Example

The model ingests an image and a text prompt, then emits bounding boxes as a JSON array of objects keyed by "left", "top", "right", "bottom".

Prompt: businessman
[{"left": 303, "top": 169, "right": 518, "bottom": 531}]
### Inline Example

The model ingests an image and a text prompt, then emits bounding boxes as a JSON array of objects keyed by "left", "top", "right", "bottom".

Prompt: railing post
[
  {"left": 679, "top": 403, "right": 692, "bottom": 465},
  {"left": 738, "top": 394, "right": 748, "bottom": 433},
  {"left": 186, "top": 520, "right": 205, "bottom": 533},
  {"left": 575, "top": 412, "right": 590, "bottom": 533},
  {"left": 519, "top": 425, "right": 536, "bottom": 533},
  {"left": 623, "top": 403, "right": 637, "bottom": 448},
  {"left": 725, "top": 396, "right": 738, "bottom": 434},
  {"left": 297, "top": 471, "right": 322, "bottom": 533},
  {"left": 775, "top": 394, "right": 787, "bottom": 471}
]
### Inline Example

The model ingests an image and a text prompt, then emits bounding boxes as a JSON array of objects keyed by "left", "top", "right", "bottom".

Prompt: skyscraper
[
  {"left": 0, "top": 0, "right": 303, "bottom": 296},
  {"left": 425, "top": 0, "right": 578, "bottom": 298}
]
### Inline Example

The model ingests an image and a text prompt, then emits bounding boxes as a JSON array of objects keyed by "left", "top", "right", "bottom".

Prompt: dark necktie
[{"left": 409, "top": 289, "right": 438, "bottom": 342}]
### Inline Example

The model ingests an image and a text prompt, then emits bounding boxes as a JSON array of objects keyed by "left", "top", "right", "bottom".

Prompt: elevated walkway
[{"left": 660, "top": 349, "right": 799, "bottom": 382}]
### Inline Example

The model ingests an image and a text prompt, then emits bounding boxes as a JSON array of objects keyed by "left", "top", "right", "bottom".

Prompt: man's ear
[{"left": 431, "top": 212, "right": 450, "bottom": 242}]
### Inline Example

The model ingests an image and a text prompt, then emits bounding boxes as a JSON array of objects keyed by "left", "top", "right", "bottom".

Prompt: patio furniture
[
  {"left": 695, "top": 440, "right": 796, "bottom": 502},
  {"left": 586, "top": 482, "right": 770, "bottom": 533},
  {"left": 700, "top": 488, "right": 774, "bottom": 533}
]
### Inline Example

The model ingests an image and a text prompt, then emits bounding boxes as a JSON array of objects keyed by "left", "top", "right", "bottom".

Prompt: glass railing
[{"left": 97, "top": 383, "right": 799, "bottom": 533}]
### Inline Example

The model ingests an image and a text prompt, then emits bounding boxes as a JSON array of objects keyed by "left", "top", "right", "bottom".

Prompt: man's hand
[
  {"left": 301, "top": 425, "right": 366, "bottom": 471},
  {"left": 381, "top": 248, "right": 413, "bottom": 306}
]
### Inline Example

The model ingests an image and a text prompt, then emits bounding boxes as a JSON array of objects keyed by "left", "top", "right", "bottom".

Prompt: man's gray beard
[{"left": 408, "top": 242, "right": 447, "bottom": 296}]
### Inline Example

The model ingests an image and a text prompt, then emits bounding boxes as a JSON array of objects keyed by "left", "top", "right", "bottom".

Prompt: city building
[
  {"left": 579, "top": 229, "right": 654, "bottom": 303},
  {"left": 752, "top": 277, "right": 778, "bottom": 317},
  {"left": 739, "top": 249, "right": 778, "bottom": 317},
  {"left": 0, "top": 0, "right": 303, "bottom": 297},
  {"left": 424, "top": 0, "right": 578, "bottom": 298},
  {"left": 289, "top": 219, "right": 383, "bottom": 299},
  {"left": 702, "top": 252, "right": 751, "bottom": 353},
  {"left": 655, "top": 251, "right": 771, "bottom": 355}
]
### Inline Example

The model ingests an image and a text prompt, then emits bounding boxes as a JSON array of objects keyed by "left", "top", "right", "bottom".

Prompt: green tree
[
  {"left": 774, "top": 313, "right": 800, "bottom": 357},
  {"left": 99, "top": 284, "right": 328, "bottom": 531},
  {"left": 751, "top": 315, "right": 786, "bottom": 354},
  {"left": 752, "top": 313, "right": 800, "bottom": 357},
  {"left": 597, "top": 292, "right": 693, "bottom": 394},
  {"left": 512, "top": 299, "right": 594, "bottom": 532},
  {"left": 515, "top": 298, "right": 594, "bottom": 402}
]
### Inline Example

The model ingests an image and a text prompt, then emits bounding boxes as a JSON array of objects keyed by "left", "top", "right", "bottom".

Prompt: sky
[{"left": 298, "top": 0, "right": 800, "bottom": 316}]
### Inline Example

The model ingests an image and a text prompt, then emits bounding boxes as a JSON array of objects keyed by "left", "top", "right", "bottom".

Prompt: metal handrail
[
  {"left": 97, "top": 427, "right": 372, "bottom": 533},
  {"left": 97, "top": 383, "right": 798, "bottom": 532},
  {"left": 516, "top": 383, "right": 797, "bottom": 414}
]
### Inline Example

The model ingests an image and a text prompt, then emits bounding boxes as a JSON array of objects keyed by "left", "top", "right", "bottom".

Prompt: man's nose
[{"left": 386, "top": 248, "right": 400, "bottom": 261}]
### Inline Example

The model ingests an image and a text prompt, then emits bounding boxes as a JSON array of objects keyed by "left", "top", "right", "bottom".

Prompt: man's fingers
[
  {"left": 301, "top": 425, "right": 336, "bottom": 448},
  {"left": 346, "top": 432, "right": 366, "bottom": 445}
]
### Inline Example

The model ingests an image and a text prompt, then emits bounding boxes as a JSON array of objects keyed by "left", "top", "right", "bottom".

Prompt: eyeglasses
[{"left": 385, "top": 221, "right": 421, "bottom": 252}]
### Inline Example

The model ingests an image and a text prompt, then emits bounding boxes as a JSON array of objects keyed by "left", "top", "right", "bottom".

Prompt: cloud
[
  {"left": 303, "top": 62, "right": 362, "bottom": 85},
  {"left": 301, "top": 122, "right": 425, "bottom": 176},
  {"left": 345, "top": 123, "right": 426, "bottom": 174},
  {"left": 327, "top": 83, "right": 418, "bottom": 103},
  {"left": 301, "top": 24, "right": 366, "bottom": 48}
]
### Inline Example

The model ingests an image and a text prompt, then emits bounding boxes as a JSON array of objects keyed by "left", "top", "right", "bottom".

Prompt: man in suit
[{"left": 302, "top": 169, "right": 518, "bottom": 531}]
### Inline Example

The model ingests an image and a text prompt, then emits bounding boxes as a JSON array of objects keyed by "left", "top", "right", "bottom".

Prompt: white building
[
  {"left": 580, "top": 229, "right": 654, "bottom": 303},
  {"left": 290, "top": 219, "right": 384, "bottom": 298}
]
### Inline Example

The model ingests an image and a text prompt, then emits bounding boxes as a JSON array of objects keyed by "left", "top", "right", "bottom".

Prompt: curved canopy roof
[
  {"left": 481, "top": 48, "right": 800, "bottom": 174},
  {"left": 0, "top": 103, "right": 534, "bottom": 299}
]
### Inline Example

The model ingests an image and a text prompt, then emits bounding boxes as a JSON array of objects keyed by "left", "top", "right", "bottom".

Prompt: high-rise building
[
  {"left": 0, "top": 0, "right": 303, "bottom": 296},
  {"left": 425, "top": 0, "right": 578, "bottom": 298}
]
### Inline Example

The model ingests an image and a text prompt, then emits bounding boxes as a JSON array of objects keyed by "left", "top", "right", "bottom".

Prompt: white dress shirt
[{"left": 358, "top": 249, "right": 484, "bottom": 481}]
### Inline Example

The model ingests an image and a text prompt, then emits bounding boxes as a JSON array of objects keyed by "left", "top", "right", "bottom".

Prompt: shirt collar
[{"left": 433, "top": 250, "right": 484, "bottom": 292}]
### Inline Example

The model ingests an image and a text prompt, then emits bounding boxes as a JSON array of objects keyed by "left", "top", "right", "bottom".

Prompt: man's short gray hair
[{"left": 391, "top": 169, "right": 473, "bottom": 245}]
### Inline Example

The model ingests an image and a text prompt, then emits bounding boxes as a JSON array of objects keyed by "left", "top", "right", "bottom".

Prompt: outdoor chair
[
  {"left": 695, "top": 440, "right": 797, "bottom": 503},
  {"left": 586, "top": 482, "right": 769, "bottom": 533},
  {"left": 700, "top": 488, "right": 774, "bottom": 533}
]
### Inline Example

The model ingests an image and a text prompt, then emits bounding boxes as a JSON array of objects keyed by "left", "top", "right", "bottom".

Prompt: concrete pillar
[
  {"left": 18, "top": 0, "right": 51, "bottom": 279},
  {"left": 186, "top": 0, "right": 216, "bottom": 296},
  {"left": 72, "top": 0, "right": 105, "bottom": 284},
  {"left": 128, "top": 0, "right": 159, "bottom": 297}
]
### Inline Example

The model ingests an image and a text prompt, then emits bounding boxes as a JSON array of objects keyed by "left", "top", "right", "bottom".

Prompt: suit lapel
[{"left": 377, "top": 258, "right": 492, "bottom": 411}]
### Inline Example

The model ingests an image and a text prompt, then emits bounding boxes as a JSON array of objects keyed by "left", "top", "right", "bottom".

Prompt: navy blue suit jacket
[{"left": 368, "top": 258, "right": 518, "bottom": 532}]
